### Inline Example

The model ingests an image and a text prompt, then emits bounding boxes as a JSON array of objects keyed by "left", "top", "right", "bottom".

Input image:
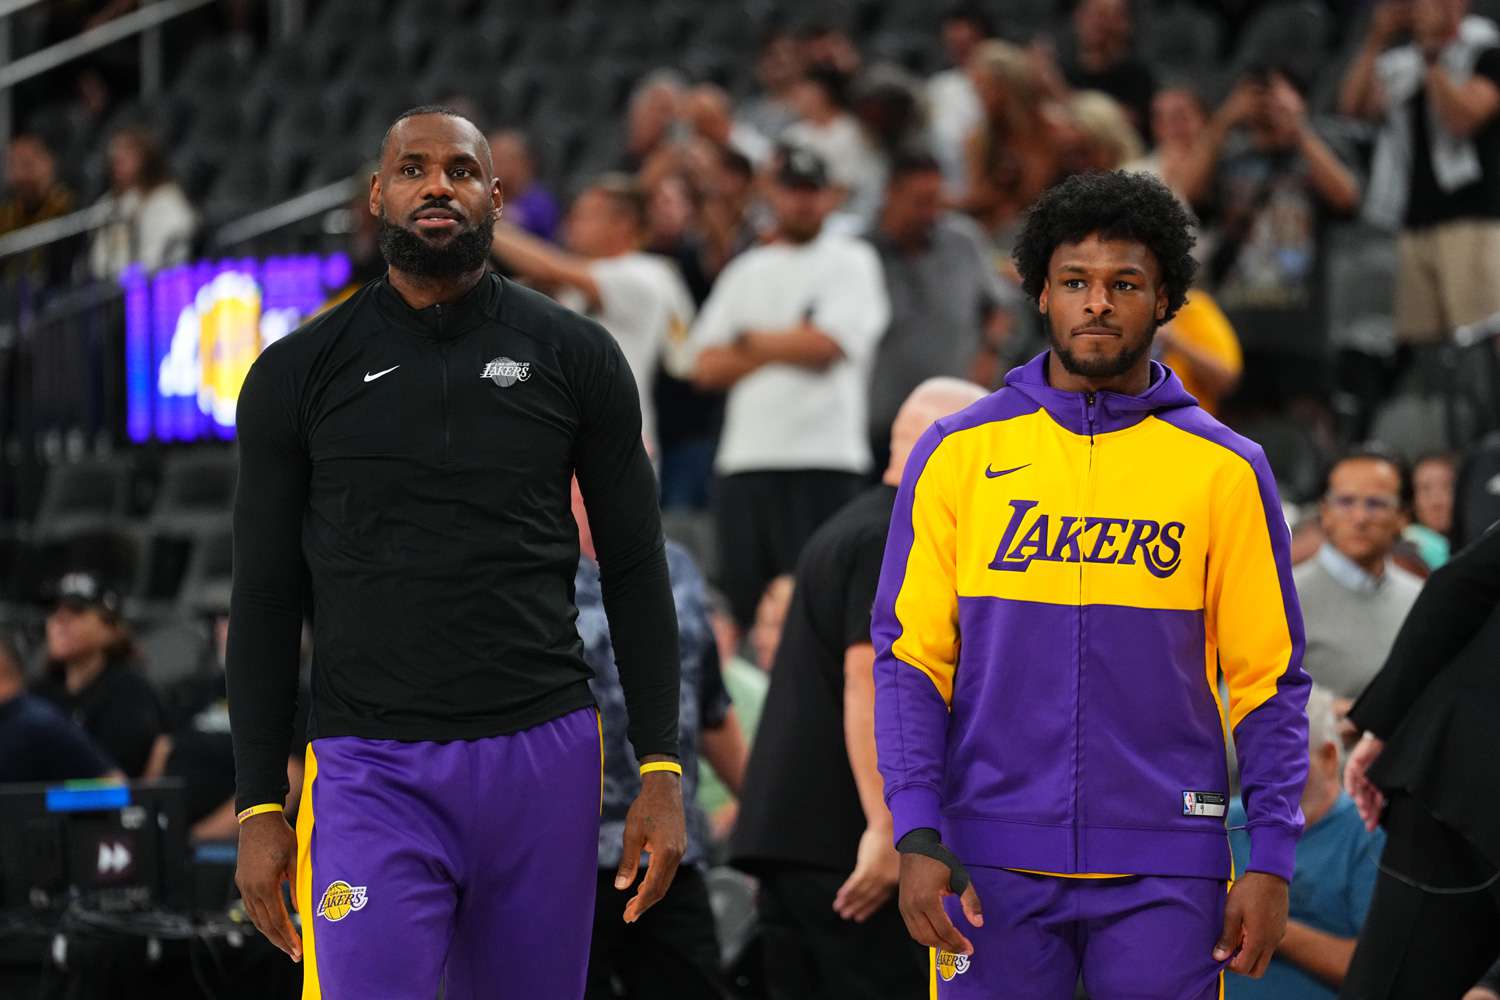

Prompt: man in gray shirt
[
  {"left": 1293, "top": 450, "right": 1423, "bottom": 702},
  {"left": 865, "top": 151, "right": 1014, "bottom": 469}
]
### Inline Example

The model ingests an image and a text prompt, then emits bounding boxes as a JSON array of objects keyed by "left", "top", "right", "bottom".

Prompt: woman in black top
[{"left": 31, "top": 571, "right": 167, "bottom": 778}]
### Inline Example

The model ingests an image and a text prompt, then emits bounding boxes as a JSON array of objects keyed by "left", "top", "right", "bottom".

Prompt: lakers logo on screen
[
  {"left": 936, "top": 950, "right": 971, "bottom": 981},
  {"left": 988, "top": 499, "right": 1185, "bottom": 578},
  {"left": 316, "top": 880, "right": 368, "bottom": 921}
]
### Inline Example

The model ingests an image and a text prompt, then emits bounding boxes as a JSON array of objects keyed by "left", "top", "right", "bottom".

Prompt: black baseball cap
[
  {"left": 47, "top": 571, "right": 124, "bottom": 618},
  {"left": 776, "top": 145, "right": 830, "bottom": 189}
]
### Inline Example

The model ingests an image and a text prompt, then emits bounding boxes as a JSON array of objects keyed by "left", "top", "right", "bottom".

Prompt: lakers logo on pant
[
  {"left": 316, "top": 880, "right": 368, "bottom": 921},
  {"left": 936, "top": 951, "right": 971, "bottom": 982}
]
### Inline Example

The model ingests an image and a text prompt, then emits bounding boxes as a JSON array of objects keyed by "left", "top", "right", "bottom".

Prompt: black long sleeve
[
  {"left": 1349, "top": 523, "right": 1500, "bottom": 740},
  {"left": 226, "top": 348, "right": 310, "bottom": 814},
  {"left": 225, "top": 274, "right": 683, "bottom": 815},
  {"left": 573, "top": 339, "right": 681, "bottom": 761}
]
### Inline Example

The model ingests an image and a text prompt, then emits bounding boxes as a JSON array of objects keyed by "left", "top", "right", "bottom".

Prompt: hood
[{"left": 1003, "top": 351, "right": 1200, "bottom": 436}]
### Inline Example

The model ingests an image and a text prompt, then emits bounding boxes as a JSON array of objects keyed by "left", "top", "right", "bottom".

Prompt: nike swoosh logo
[
  {"left": 985, "top": 463, "right": 1031, "bottom": 479},
  {"left": 364, "top": 365, "right": 400, "bottom": 383}
]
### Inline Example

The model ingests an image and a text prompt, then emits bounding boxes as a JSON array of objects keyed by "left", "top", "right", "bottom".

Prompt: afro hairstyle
[{"left": 1011, "top": 170, "right": 1197, "bottom": 324}]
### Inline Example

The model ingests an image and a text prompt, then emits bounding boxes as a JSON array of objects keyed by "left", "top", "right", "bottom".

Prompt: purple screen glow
[{"left": 121, "top": 253, "right": 352, "bottom": 443}]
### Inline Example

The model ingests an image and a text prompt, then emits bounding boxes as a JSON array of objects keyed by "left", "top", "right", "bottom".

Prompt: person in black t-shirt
[
  {"left": 29, "top": 571, "right": 167, "bottom": 779},
  {"left": 0, "top": 629, "right": 118, "bottom": 784},
  {"left": 731, "top": 377, "right": 986, "bottom": 1000},
  {"left": 1182, "top": 63, "right": 1360, "bottom": 387},
  {"left": 1057, "top": 0, "right": 1156, "bottom": 131},
  {"left": 1340, "top": 0, "right": 1500, "bottom": 348}
]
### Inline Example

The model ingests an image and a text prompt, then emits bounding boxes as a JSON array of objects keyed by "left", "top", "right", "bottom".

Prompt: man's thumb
[
  {"left": 960, "top": 884, "right": 984, "bottom": 928},
  {"left": 1213, "top": 902, "right": 1242, "bottom": 962},
  {"left": 615, "top": 823, "right": 644, "bottom": 890}
]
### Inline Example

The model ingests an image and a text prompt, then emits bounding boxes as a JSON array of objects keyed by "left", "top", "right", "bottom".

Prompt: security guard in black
[{"left": 226, "top": 271, "right": 681, "bottom": 814}]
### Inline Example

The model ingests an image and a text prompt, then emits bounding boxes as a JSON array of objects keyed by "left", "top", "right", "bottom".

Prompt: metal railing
[
  {"left": 0, "top": 0, "right": 216, "bottom": 143},
  {"left": 0, "top": 0, "right": 305, "bottom": 143},
  {"left": 0, "top": 173, "right": 360, "bottom": 263}
]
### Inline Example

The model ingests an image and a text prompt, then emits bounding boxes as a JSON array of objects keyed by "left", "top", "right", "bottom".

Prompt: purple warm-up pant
[
  {"left": 931, "top": 866, "right": 1230, "bottom": 998},
  {"left": 293, "top": 707, "right": 602, "bottom": 1000}
]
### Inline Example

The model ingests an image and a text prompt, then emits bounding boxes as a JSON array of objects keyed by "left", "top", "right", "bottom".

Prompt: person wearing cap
[
  {"left": 678, "top": 144, "right": 891, "bottom": 633},
  {"left": 30, "top": 571, "right": 168, "bottom": 778}
]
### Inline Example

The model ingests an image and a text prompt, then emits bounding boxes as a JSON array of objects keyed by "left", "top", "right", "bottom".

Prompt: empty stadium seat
[
  {"left": 1230, "top": 1, "right": 1332, "bottom": 84},
  {"left": 1142, "top": 4, "right": 1224, "bottom": 79},
  {"left": 31, "top": 458, "right": 132, "bottom": 541}
]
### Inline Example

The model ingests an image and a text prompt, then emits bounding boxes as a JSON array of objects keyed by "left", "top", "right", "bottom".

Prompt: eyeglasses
[{"left": 1325, "top": 494, "right": 1401, "bottom": 515}]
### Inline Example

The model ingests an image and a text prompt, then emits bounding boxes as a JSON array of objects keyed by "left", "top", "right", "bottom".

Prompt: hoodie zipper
[{"left": 1075, "top": 391, "right": 1097, "bottom": 870}]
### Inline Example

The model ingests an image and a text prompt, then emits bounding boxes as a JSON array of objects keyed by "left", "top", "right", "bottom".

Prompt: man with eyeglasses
[{"left": 1292, "top": 449, "right": 1424, "bottom": 702}]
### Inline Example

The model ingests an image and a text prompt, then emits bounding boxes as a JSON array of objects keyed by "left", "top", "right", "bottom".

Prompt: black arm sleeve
[
  {"left": 226, "top": 353, "right": 311, "bottom": 814},
  {"left": 1349, "top": 524, "right": 1500, "bottom": 739},
  {"left": 573, "top": 338, "right": 680, "bottom": 761}
]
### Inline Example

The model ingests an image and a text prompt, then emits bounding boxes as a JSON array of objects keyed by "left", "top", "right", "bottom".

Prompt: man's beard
[
  {"left": 779, "top": 217, "right": 823, "bottom": 244},
  {"left": 1049, "top": 324, "right": 1154, "bottom": 380},
  {"left": 378, "top": 209, "right": 494, "bottom": 278}
]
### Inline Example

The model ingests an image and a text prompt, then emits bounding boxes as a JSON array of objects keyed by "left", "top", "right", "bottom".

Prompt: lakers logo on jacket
[{"left": 988, "top": 498, "right": 1185, "bottom": 577}]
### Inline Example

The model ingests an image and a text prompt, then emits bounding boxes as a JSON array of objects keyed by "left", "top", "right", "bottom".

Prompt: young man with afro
[{"left": 871, "top": 170, "right": 1311, "bottom": 997}]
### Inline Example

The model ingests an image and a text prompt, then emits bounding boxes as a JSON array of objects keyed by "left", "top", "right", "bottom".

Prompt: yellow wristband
[
  {"left": 639, "top": 761, "right": 682, "bottom": 777},
  {"left": 237, "top": 803, "right": 284, "bottom": 824}
]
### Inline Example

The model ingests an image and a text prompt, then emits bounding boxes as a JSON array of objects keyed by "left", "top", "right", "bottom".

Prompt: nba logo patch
[
  {"left": 1181, "top": 790, "right": 1228, "bottom": 817},
  {"left": 316, "top": 880, "right": 368, "bottom": 921},
  {"left": 936, "top": 950, "right": 971, "bottom": 981}
]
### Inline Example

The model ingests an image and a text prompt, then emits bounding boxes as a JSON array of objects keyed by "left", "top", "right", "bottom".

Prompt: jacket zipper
[
  {"left": 1076, "top": 391, "right": 1097, "bottom": 870},
  {"left": 436, "top": 305, "right": 451, "bottom": 461}
]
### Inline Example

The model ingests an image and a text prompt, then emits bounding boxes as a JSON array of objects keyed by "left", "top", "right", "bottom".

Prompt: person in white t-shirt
[
  {"left": 491, "top": 174, "right": 696, "bottom": 450},
  {"left": 928, "top": 4, "right": 990, "bottom": 198},
  {"left": 783, "top": 66, "right": 886, "bottom": 227},
  {"left": 677, "top": 146, "right": 890, "bottom": 631}
]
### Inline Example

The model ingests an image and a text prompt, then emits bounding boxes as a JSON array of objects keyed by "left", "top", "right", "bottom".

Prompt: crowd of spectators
[{"left": 4, "top": 0, "right": 1500, "bottom": 998}]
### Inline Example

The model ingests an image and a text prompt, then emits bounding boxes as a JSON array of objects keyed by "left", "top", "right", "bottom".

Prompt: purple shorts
[
  {"left": 931, "top": 867, "right": 1230, "bottom": 998},
  {"left": 293, "top": 707, "right": 602, "bottom": 1000}
]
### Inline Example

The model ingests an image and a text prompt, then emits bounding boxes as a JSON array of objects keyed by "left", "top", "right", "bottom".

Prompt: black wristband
[{"left": 896, "top": 827, "right": 972, "bottom": 895}]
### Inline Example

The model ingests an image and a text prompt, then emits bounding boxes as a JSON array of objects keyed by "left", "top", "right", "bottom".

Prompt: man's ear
[
  {"left": 491, "top": 177, "right": 503, "bottom": 220},
  {"left": 368, "top": 171, "right": 381, "bottom": 218},
  {"left": 1155, "top": 284, "right": 1169, "bottom": 322},
  {"left": 1038, "top": 278, "right": 1050, "bottom": 315}
]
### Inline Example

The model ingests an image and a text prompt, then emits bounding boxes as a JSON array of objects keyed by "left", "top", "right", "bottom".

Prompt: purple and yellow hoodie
[{"left": 872, "top": 352, "right": 1310, "bottom": 883}]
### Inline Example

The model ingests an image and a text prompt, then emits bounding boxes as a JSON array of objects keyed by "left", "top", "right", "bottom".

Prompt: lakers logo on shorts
[
  {"left": 936, "top": 950, "right": 971, "bottom": 981},
  {"left": 316, "top": 880, "right": 368, "bottom": 922}
]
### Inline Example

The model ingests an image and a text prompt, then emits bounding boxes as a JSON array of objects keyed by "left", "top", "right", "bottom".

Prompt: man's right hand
[
  {"left": 897, "top": 852, "right": 984, "bottom": 957},
  {"left": 1344, "top": 732, "right": 1387, "bottom": 832},
  {"left": 235, "top": 811, "right": 302, "bottom": 962}
]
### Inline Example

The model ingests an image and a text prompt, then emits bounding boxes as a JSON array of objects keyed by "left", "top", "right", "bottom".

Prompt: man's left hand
[
  {"left": 615, "top": 769, "right": 686, "bottom": 923},
  {"left": 1215, "top": 871, "right": 1289, "bottom": 977},
  {"left": 833, "top": 824, "right": 901, "bottom": 923}
]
